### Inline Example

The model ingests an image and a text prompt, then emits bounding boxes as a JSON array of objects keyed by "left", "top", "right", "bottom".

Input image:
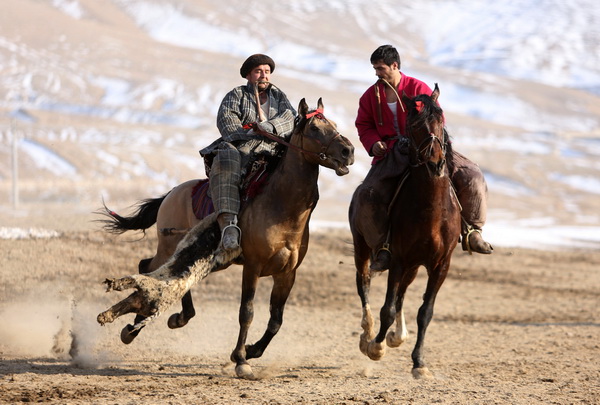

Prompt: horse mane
[
  {"left": 292, "top": 108, "right": 320, "bottom": 132},
  {"left": 273, "top": 106, "right": 326, "bottom": 162},
  {"left": 408, "top": 93, "right": 444, "bottom": 130},
  {"left": 405, "top": 91, "right": 453, "bottom": 169}
]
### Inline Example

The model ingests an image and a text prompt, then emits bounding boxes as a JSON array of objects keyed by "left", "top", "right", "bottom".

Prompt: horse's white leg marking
[
  {"left": 235, "top": 364, "right": 254, "bottom": 380},
  {"left": 360, "top": 304, "right": 386, "bottom": 360},
  {"left": 386, "top": 308, "right": 408, "bottom": 348},
  {"left": 366, "top": 339, "right": 386, "bottom": 361},
  {"left": 359, "top": 304, "right": 375, "bottom": 355},
  {"left": 412, "top": 366, "right": 433, "bottom": 379}
]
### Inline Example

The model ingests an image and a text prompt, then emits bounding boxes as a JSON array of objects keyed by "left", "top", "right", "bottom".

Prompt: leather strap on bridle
[{"left": 250, "top": 114, "right": 341, "bottom": 161}]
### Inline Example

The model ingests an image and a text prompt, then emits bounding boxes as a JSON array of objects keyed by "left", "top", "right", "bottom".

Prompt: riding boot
[
  {"left": 357, "top": 188, "right": 393, "bottom": 272},
  {"left": 217, "top": 213, "right": 241, "bottom": 250},
  {"left": 208, "top": 143, "right": 242, "bottom": 251},
  {"left": 462, "top": 227, "right": 493, "bottom": 255},
  {"left": 370, "top": 245, "right": 391, "bottom": 271}
]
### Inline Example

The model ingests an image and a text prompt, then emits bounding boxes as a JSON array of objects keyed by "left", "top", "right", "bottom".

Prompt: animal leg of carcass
[{"left": 97, "top": 290, "right": 147, "bottom": 325}]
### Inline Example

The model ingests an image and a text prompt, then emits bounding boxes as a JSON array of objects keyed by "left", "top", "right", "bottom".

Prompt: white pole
[{"left": 11, "top": 119, "right": 19, "bottom": 209}]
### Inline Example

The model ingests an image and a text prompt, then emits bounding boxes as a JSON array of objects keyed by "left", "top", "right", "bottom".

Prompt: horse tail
[{"left": 97, "top": 192, "right": 169, "bottom": 235}]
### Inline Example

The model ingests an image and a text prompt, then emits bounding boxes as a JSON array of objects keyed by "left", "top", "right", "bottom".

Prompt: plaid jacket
[{"left": 200, "top": 82, "right": 297, "bottom": 158}]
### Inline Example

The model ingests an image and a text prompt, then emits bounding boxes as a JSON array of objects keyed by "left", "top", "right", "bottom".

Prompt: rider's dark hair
[{"left": 370, "top": 45, "right": 401, "bottom": 69}]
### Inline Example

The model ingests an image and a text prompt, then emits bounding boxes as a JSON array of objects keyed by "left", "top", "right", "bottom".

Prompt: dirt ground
[{"left": 1, "top": 208, "right": 599, "bottom": 404}]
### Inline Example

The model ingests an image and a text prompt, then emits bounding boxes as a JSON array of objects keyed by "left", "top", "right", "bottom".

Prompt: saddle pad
[
  {"left": 191, "top": 159, "right": 272, "bottom": 221},
  {"left": 191, "top": 179, "right": 214, "bottom": 221}
]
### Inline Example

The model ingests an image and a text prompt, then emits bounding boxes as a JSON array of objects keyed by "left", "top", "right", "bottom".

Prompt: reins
[
  {"left": 251, "top": 110, "right": 343, "bottom": 161},
  {"left": 249, "top": 82, "right": 343, "bottom": 160},
  {"left": 410, "top": 132, "right": 446, "bottom": 165},
  {"left": 406, "top": 105, "right": 446, "bottom": 170}
]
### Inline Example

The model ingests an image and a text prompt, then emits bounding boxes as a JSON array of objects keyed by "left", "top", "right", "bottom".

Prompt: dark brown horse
[
  {"left": 348, "top": 84, "right": 461, "bottom": 379},
  {"left": 98, "top": 98, "right": 354, "bottom": 378}
]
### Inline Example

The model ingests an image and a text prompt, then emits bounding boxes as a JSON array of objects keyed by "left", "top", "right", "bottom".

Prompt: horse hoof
[
  {"left": 120, "top": 325, "right": 137, "bottom": 345},
  {"left": 386, "top": 331, "right": 406, "bottom": 348},
  {"left": 411, "top": 367, "right": 433, "bottom": 379},
  {"left": 167, "top": 313, "right": 187, "bottom": 329},
  {"left": 359, "top": 338, "right": 369, "bottom": 356},
  {"left": 366, "top": 340, "right": 385, "bottom": 361},
  {"left": 235, "top": 364, "right": 254, "bottom": 379},
  {"left": 359, "top": 332, "right": 373, "bottom": 356}
]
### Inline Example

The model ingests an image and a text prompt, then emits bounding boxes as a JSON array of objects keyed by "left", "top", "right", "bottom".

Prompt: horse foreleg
[
  {"left": 231, "top": 272, "right": 259, "bottom": 379},
  {"left": 367, "top": 276, "right": 400, "bottom": 361},
  {"left": 411, "top": 261, "right": 450, "bottom": 379},
  {"left": 360, "top": 304, "right": 375, "bottom": 355},
  {"left": 387, "top": 291, "right": 409, "bottom": 348},
  {"left": 246, "top": 271, "right": 296, "bottom": 361},
  {"left": 357, "top": 269, "right": 375, "bottom": 356},
  {"left": 353, "top": 233, "right": 376, "bottom": 356}
]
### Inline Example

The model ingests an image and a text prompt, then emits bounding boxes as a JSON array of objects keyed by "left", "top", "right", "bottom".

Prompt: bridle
[
  {"left": 406, "top": 109, "right": 447, "bottom": 176},
  {"left": 252, "top": 109, "right": 345, "bottom": 161}
]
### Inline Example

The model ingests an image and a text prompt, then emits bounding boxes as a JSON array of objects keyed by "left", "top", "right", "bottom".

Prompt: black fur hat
[{"left": 240, "top": 54, "right": 275, "bottom": 78}]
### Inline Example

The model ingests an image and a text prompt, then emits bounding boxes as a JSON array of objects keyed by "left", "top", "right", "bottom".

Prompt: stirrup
[
  {"left": 462, "top": 227, "right": 492, "bottom": 255},
  {"left": 376, "top": 243, "right": 391, "bottom": 255},
  {"left": 370, "top": 243, "right": 391, "bottom": 271},
  {"left": 220, "top": 217, "right": 242, "bottom": 250}
]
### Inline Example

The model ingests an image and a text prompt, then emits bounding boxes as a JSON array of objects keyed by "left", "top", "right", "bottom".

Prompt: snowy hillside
[{"left": 1, "top": 0, "right": 600, "bottom": 248}]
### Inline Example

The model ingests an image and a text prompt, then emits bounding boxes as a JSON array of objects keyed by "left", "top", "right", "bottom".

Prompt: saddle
[{"left": 191, "top": 157, "right": 273, "bottom": 221}]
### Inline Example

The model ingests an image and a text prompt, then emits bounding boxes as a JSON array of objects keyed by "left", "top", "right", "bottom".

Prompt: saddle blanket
[{"left": 190, "top": 158, "right": 271, "bottom": 221}]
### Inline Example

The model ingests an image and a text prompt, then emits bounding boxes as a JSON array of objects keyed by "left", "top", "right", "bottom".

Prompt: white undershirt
[
  {"left": 388, "top": 101, "right": 400, "bottom": 136},
  {"left": 260, "top": 98, "right": 270, "bottom": 122}
]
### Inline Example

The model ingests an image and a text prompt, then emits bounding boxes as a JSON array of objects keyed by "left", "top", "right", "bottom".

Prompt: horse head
[
  {"left": 402, "top": 84, "right": 447, "bottom": 177},
  {"left": 294, "top": 98, "right": 354, "bottom": 176}
]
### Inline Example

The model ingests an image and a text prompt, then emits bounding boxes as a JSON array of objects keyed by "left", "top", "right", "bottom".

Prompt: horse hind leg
[{"left": 167, "top": 291, "right": 195, "bottom": 329}]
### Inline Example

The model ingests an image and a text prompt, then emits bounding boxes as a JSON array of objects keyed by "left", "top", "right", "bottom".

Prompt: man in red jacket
[{"left": 355, "top": 45, "right": 492, "bottom": 271}]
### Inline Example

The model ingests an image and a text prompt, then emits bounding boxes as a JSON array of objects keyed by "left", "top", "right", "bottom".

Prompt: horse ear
[
  {"left": 298, "top": 98, "right": 308, "bottom": 116},
  {"left": 317, "top": 97, "right": 324, "bottom": 111},
  {"left": 431, "top": 83, "right": 440, "bottom": 103}
]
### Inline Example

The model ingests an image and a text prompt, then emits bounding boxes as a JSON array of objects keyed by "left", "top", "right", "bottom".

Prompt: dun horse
[
  {"left": 349, "top": 85, "right": 461, "bottom": 378},
  {"left": 99, "top": 98, "right": 354, "bottom": 379}
]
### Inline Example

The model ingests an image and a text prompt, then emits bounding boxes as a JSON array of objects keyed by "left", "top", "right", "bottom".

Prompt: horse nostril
[{"left": 342, "top": 146, "right": 354, "bottom": 159}]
